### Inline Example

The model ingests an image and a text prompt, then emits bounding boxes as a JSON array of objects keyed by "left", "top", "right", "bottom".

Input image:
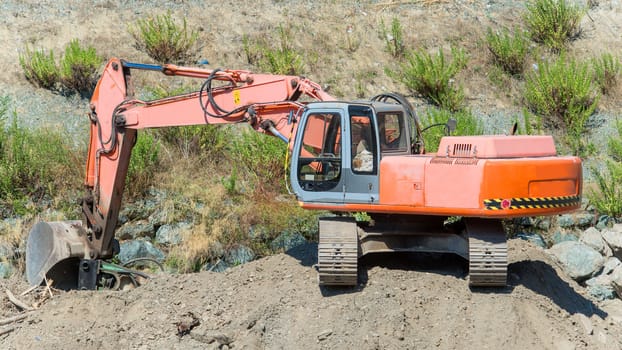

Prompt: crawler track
[
  {"left": 317, "top": 217, "right": 359, "bottom": 286},
  {"left": 466, "top": 218, "right": 508, "bottom": 287}
]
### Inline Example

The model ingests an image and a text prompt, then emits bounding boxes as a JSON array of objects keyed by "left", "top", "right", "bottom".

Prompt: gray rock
[
  {"left": 204, "top": 259, "right": 230, "bottom": 273},
  {"left": 596, "top": 215, "right": 612, "bottom": 230},
  {"left": 575, "top": 213, "right": 595, "bottom": 227},
  {"left": 536, "top": 218, "right": 551, "bottom": 230},
  {"left": 515, "top": 232, "right": 547, "bottom": 248},
  {"left": 270, "top": 232, "right": 308, "bottom": 252},
  {"left": 557, "top": 214, "right": 575, "bottom": 228},
  {"left": 0, "top": 242, "right": 14, "bottom": 260},
  {"left": 155, "top": 223, "right": 190, "bottom": 245},
  {"left": 585, "top": 277, "right": 617, "bottom": 301},
  {"left": 602, "top": 228, "right": 622, "bottom": 260},
  {"left": 548, "top": 241, "right": 605, "bottom": 282},
  {"left": 118, "top": 239, "right": 165, "bottom": 264},
  {"left": 551, "top": 230, "right": 579, "bottom": 245},
  {"left": 225, "top": 245, "right": 255, "bottom": 266},
  {"left": 117, "top": 220, "right": 155, "bottom": 240},
  {"left": 0, "top": 261, "right": 13, "bottom": 278},
  {"left": 580, "top": 227, "right": 612, "bottom": 257}
]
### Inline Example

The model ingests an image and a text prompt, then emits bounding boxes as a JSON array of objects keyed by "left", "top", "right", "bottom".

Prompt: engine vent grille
[{"left": 452, "top": 143, "right": 473, "bottom": 157}]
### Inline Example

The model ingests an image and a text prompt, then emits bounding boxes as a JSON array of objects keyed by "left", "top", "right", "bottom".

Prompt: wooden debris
[
  {"left": 5, "top": 290, "right": 35, "bottom": 312},
  {"left": 0, "top": 313, "right": 29, "bottom": 326},
  {"left": 0, "top": 325, "right": 16, "bottom": 336}
]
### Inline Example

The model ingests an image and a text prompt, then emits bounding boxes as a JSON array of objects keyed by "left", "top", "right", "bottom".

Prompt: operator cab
[{"left": 290, "top": 101, "right": 411, "bottom": 204}]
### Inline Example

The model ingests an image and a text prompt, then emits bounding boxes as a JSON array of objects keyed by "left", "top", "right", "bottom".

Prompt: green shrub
[
  {"left": 129, "top": 12, "right": 198, "bottom": 63},
  {"left": 589, "top": 120, "right": 622, "bottom": 218},
  {"left": 524, "top": 55, "right": 599, "bottom": 139},
  {"left": 0, "top": 98, "right": 81, "bottom": 215},
  {"left": 388, "top": 47, "right": 468, "bottom": 111},
  {"left": 228, "top": 128, "right": 286, "bottom": 193},
  {"left": 19, "top": 47, "right": 59, "bottom": 89},
  {"left": 380, "top": 17, "right": 405, "bottom": 58},
  {"left": 524, "top": 0, "right": 584, "bottom": 52},
  {"left": 420, "top": 108, "right": 484, "bottom": 153},
  {"left": 59, "top": 39, "right": 102, "bottom": 95},
  {"left": 126, "top": 131, "right": 160, "bottom": 196},
  {"left": 243, "top": 25, "right": 303, "bottom": 75},
  {"left": 158, "top": 125, "right": 228, "bottom": 159},
  {"left": 485, "top": 27, "right": 529, "bottom": 76},
  {"left": 592, "top": 52, "right": 621, "bottom": 95}
]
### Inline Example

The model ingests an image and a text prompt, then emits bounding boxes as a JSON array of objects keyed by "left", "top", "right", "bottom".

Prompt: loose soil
[{"left": 3, "top": 240, "right": 622, "bottom": 349}]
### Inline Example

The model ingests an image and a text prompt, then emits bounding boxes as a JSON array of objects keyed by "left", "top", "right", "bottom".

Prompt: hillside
[{"left": 2, "top": 0, "right": 622, "bottom": 349}]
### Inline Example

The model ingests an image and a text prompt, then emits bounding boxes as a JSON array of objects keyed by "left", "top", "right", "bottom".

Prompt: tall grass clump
[
  {"left": 0, "top": 97, "right": 81, "bottom": 215},
  {"left": 243, "top": 25, "right": 304, "bottom": 75},
  {"left": 228, "top": 128, "right": 287, "bottom": 194},
  {"left": 420, "top": 108, "right": 484, "bottom": 153},
  {"left": 524, "top": 55, "right": 599, "bottom": 154},
  {"left": 380, "top": 17, "right": 405, "bottom": 58},
  {"left": 20, "top": 40, "right": 102, "bottom": 96},
  {"left": 388, "top": 47, "right": 468, "bottom": 111},
  {"left": 588, "top": 120, "right": 622, "bottom": 219},
  {"left": 126, "top": 131, "right": 161, "bottom": 196},
  {"left": 19, "top": 47, "right": 59, "bottom": 89},
  {"left": 129, "top": 12, "right": 198, "bottom": 64},
  {"left": 524, "top": 0, "right": 584, "bottom": 52},
  {"left": 485, "top": 27, "right": 529, "bottom": 76},
  {"left": 59, "top": 39, "right": 102, "bottom": 95},
  {"left": 592, "top": 52, "right": 621, "bottom": 95}
]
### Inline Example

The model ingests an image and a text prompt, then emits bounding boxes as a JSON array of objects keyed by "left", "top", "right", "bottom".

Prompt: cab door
[
  {"left": 290, "top": 108, "right": 345, "bottom": 203},
  {"left": 344, "top": 105, "right": 380, "bottom": 204}
]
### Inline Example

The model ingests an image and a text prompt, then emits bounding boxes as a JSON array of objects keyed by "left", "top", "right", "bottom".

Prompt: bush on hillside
[
  {"left": 524, "top": 55, "right": 599, "bottom": 154},
  {"left": 592, "top": 52, "right": 621, "bottom": 95},
  {"left": 129, "top": 12, "right": 199, "bottom": 64},
  {"left": 59, "top": 39, "right": 102, "bottom": 95},
  {"left": 589, "top": 120, "right": 622, "bottom": 218},
  {"left": 524, "top": 0, "right": 584, "bottom": 52},
  {"left": 243, "top": 25, "right": 304, "bottom": 75},
  {"left": 387, "top": 47, "right": 468, "bottom": 111},
  {"left": 485, "top": 27, "right": 529, "bottom": 76},
  {"left": 19, "top": 47, "right": 59, "bottom": 90}
]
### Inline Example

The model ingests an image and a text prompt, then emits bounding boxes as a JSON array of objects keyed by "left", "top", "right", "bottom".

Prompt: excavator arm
[{"left": 26, "top": 58, "right": 334, "bottom": 286}]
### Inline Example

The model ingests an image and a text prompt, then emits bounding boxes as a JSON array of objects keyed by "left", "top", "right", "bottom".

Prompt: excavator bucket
[{"left": 26, "top": 221, "right": 92, "bottom": 288}]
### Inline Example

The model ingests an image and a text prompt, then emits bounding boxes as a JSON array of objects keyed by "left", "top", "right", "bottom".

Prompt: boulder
[
  {"left": 548, "top": 241, "right": 605, "bottom": 282},
  {"left": 515, "top": 232, "right": 547, "bottom": 248},
  {"left": 580, "top": 227, "right": 612, "bottom": 257},
  {"left": 551, "top": 229, "right": 578, "bottom": 245},
  {"left": 585, "top": 276, "right": 617, "bottom": 301},
  {"left": 0, "top": 261, "right": 12, "bottom": 278},
  {"left": 270, "top": 232, "right": 308, "bottom": 252},
  {"left": 204, "top": 259, "right": 230, "bottom": 273},
  {"left": 225, "top": 245, "right": 255, "bottom": 266},
  {"left": 0, "top": 242, "right": 14, "bottom": 260},
  {"left": 602, "top": 228, "right": 622, "bottom": 260},
  {"left": 155, "top": 223, "right": 191, "bottom": 246},
  {"left": 118, "top": 239, "right": 165, "bottom": 264},
  {"left": 116, "top": 220, "right": 155, "bottom": 240}
]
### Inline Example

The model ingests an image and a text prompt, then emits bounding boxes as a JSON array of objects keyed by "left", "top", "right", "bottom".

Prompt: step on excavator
[{"left": 26, "top": 58, "right": 582, "bottom": 289}]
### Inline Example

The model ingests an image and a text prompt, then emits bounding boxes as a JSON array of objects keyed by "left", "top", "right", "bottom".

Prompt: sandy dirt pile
[{"left": 3, "top": 240, "right": 622, "bottom": 349}]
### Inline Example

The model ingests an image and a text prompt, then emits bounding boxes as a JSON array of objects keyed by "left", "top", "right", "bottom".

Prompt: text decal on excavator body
[
  {"left": 233, "top": 90, "right": 241, "bottom": 105},
  {"left": 483, "top": 195, "right": 581, "bottom": 210}
]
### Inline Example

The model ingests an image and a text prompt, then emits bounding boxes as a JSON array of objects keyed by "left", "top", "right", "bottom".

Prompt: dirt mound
[{"left": 2, "top": 239, "right": 621, "bottom": 349}]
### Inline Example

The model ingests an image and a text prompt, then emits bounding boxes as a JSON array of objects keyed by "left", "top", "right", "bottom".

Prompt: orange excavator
[{"left": 26, "top": 58, "right": 582, "bottom": 289}]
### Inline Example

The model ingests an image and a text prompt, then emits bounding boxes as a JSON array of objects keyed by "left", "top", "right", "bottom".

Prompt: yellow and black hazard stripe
[{"left": 483, "top": 195, "right": 581, "bottom": 210}]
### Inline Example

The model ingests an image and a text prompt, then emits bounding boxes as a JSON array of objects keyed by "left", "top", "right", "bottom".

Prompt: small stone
[
  {"left": 317, "top": 329, "right": 333, "bottom": 341},
  {"left": 573, "top": 313, "right": 593, "bottom": 335}
]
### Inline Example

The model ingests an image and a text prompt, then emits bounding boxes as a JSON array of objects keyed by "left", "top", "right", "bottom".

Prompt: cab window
[
  {"left": 296, "top": 113, "right": 341, "bottom": 191},
  {"left": 350, "top": 106, "right": 377, "bottom": 174},
  {"left": 377, "top": 112, "right": 407, "bottom": 152}
]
